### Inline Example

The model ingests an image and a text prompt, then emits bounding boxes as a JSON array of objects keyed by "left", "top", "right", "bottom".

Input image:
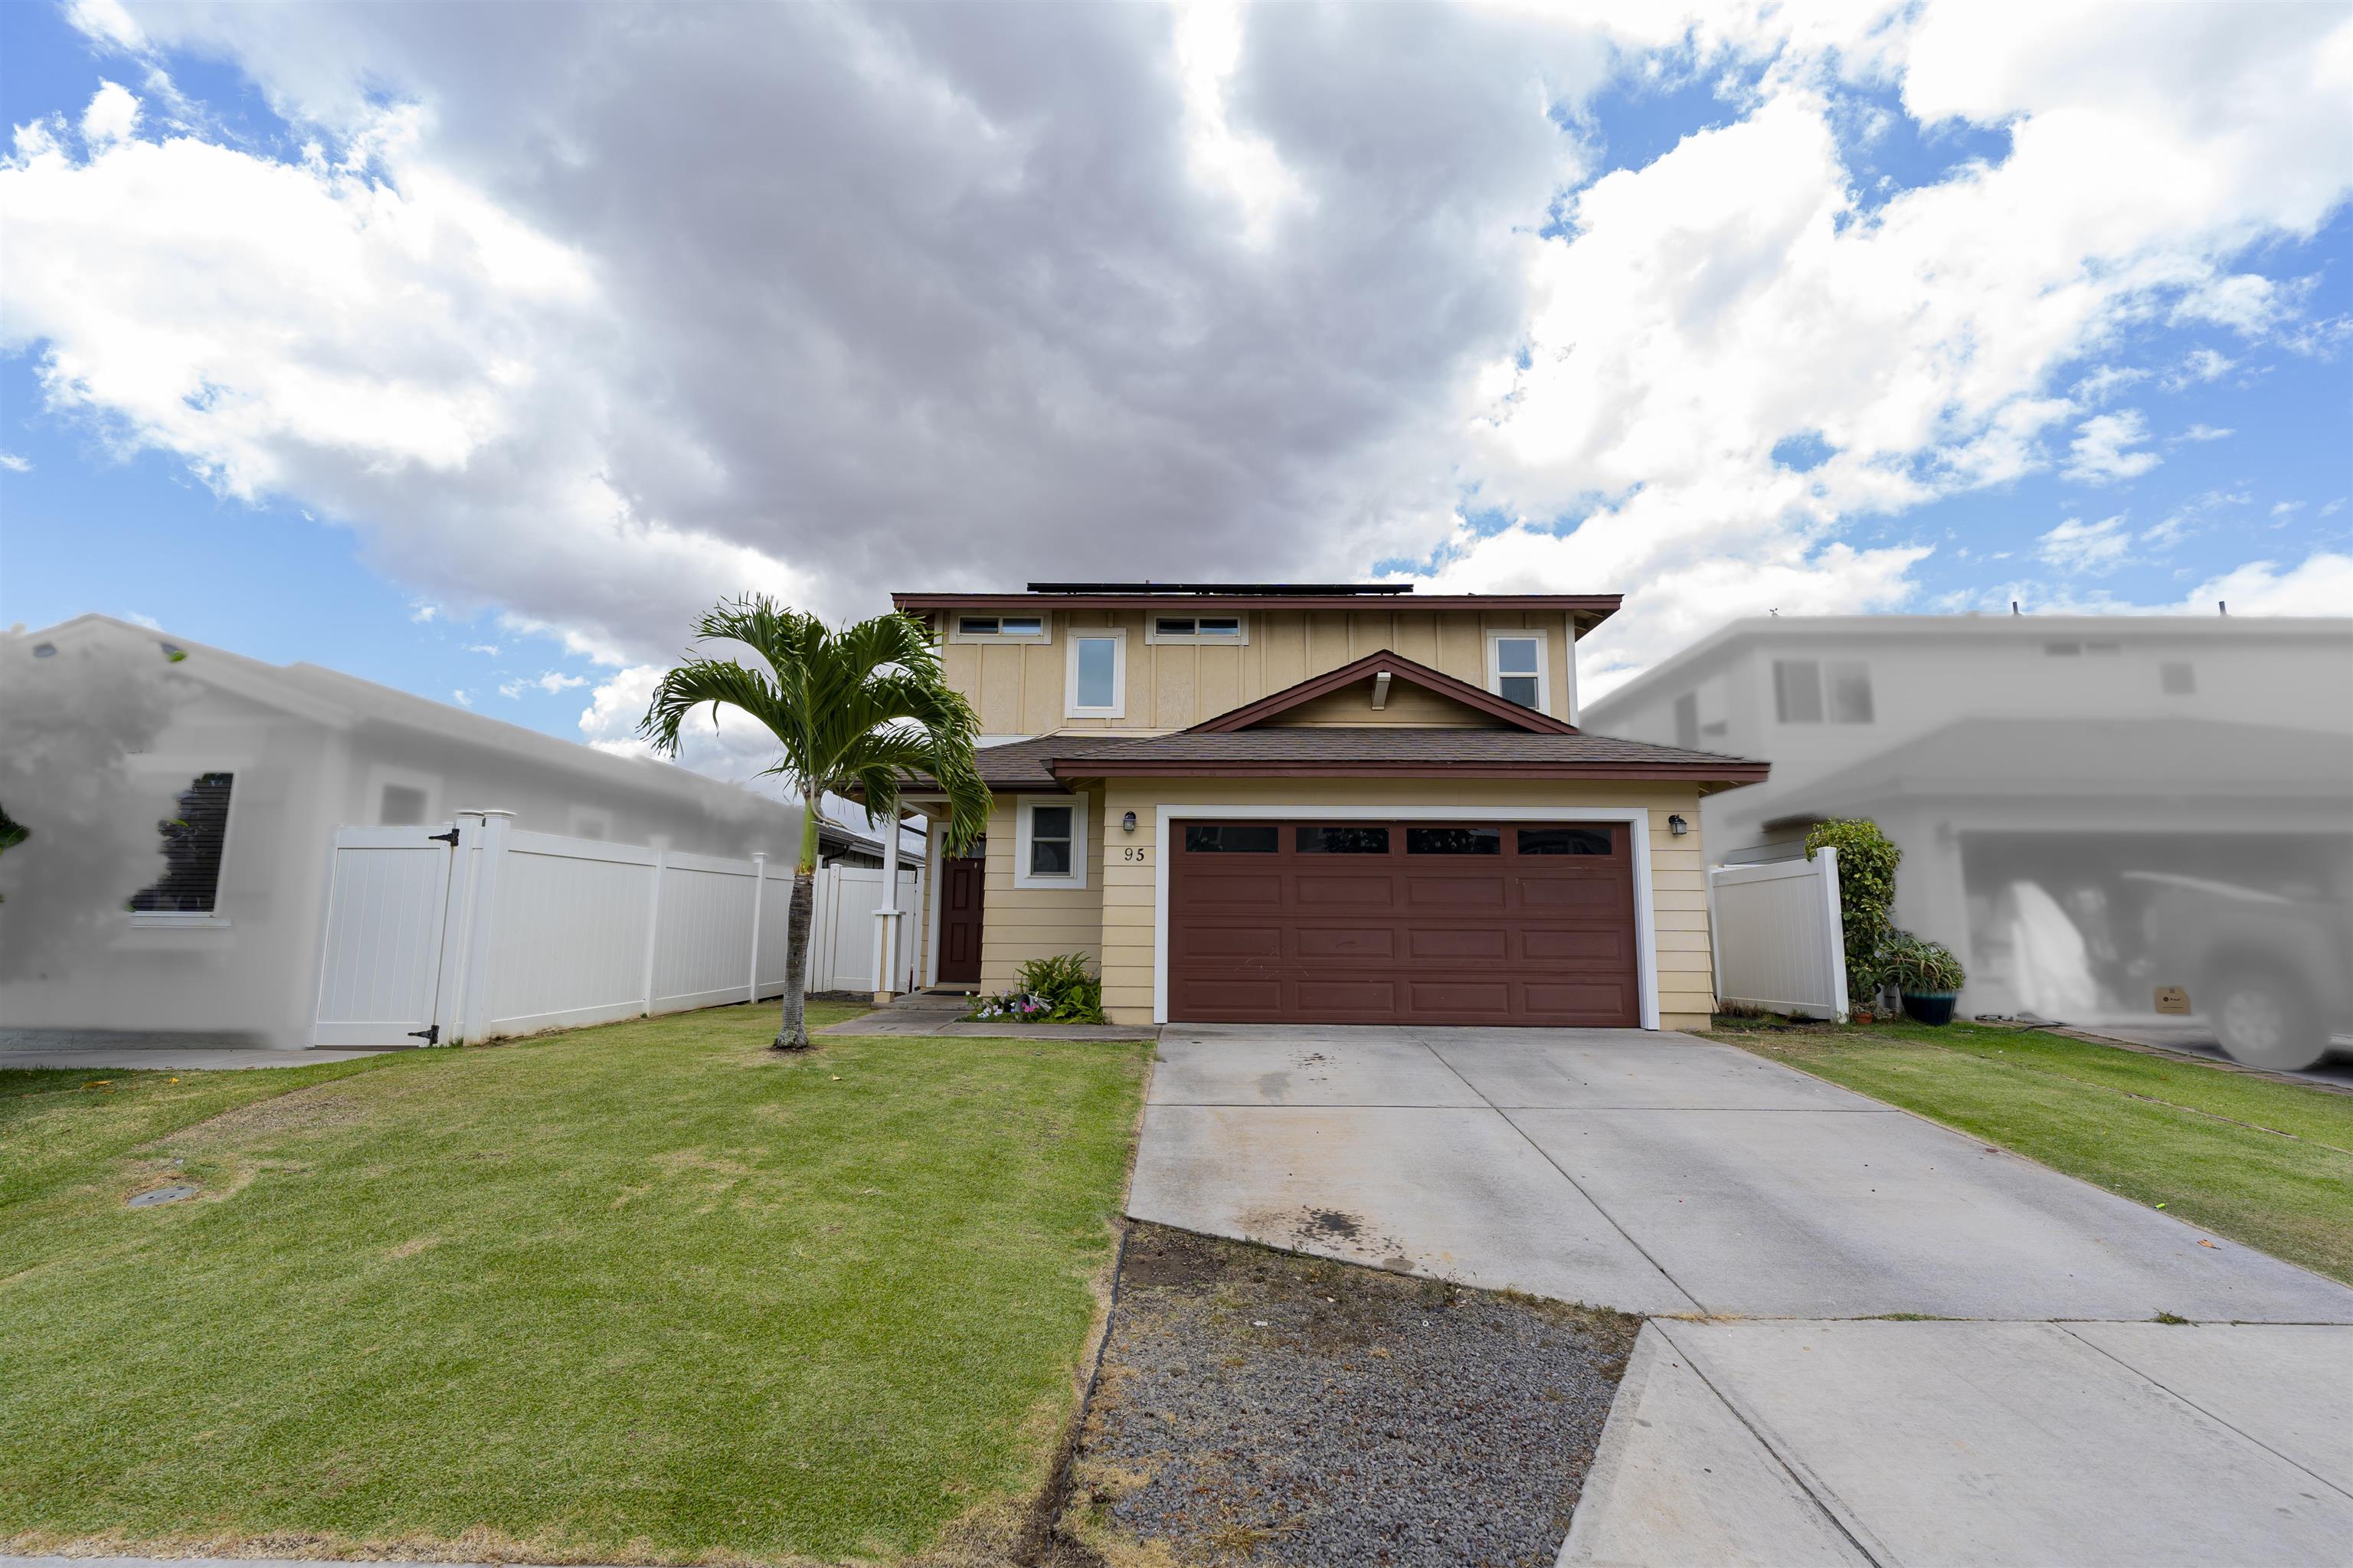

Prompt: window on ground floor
[{"left": 130, "top": 772, "right": 234, "bottom": 914}]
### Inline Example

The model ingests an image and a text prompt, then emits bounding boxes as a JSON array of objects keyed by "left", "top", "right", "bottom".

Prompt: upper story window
[
  {"left": 951, "top": 614, "right": 1047, "bottom": 643},
  {"left": 1065, "top": 629, "right": 1126, "bottom": 718},
  {"left": 131, "top": 772, "right": 234, "bottom": 915},
  {"left": 1146, "top": 614, "right": 1248, "bottom": 645},
  {"left": 1485, "top": 630, "right": 1549, "bottom": 711},
  {"left": 1773, "top": 659, "right": 1874, "bottom": 725}
]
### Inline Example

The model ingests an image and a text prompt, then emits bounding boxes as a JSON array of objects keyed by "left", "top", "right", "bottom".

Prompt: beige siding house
[{"left": 892, "top": 584, "right": 1766, "bottom": 1033}]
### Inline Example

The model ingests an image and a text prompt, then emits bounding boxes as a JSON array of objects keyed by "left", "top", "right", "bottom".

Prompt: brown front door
[
  {"left": 1167, "top": 820, "right": 1639, "bottom": 1026},
  {"left": 936, "top": 841, "right": 987, "bottom": 987}
]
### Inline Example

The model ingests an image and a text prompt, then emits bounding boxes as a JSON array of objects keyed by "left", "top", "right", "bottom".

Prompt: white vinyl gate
[
  {"left": 1706, "top": 848, "right": 1850, "bottom": 1020},
  {"left": 311, "top": 813, "right": 921, "bottom": 1046}
]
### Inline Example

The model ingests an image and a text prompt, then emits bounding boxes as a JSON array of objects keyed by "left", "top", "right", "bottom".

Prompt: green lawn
[
  {"left": 1710, "top": 1015, "right": 2353, "bottom": 1285},
  {"left": 0, "top": 1001, "right": 1150, "bottom": 1564}
]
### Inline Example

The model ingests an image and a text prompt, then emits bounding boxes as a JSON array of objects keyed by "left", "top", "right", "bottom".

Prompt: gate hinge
[
  {"left": 427, "top": 829, "right": 460, "bottom": 845},
  {"left": 408, "top": 1025, "right": 440, "bottom": 1045}
]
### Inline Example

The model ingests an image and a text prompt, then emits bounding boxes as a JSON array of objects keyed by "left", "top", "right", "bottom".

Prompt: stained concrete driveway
[
  {"left": 1131, "top": 1023, "right": 2353, "bottom": 1322},
  {"left": 1131, "top": 1025, "right": 2353, "bottom": 1565}
]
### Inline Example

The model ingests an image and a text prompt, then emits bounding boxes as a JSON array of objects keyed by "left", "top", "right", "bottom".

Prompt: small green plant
[
  {"left": 970, "top": 951, "right": 1106, "bottom": 1024},
  {"left": 1881, "top": 930, "right": 1966, "bottom": 995},
  {"left": 1805, "top": 818, "right": 1901, "bottom": 1003}
]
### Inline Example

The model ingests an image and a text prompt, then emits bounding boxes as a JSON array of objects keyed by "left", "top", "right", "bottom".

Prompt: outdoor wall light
[
  {"left": 1667, "top": 814, "right": 1690, "bottom": 836},
  {"left": 1121, "top": 810, "right": 1138, "bottom": 833}
]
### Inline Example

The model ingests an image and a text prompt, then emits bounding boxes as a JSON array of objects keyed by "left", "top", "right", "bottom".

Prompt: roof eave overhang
[
  {"left": 894, "top": 591, "right": 1623, "bottom": 629},
  {"left": 1051, "top": 760, "right": 1771, "bottom": 784},
  {"left": 1188, "top": 647, "right": 1579, "bottom": 735}
]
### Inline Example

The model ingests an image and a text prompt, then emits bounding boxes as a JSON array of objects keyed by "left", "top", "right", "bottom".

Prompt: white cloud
[
  {"left": 79, "top": 81, "right": 139, "bottom": 147},
  {"left": 2037, "top": 513, "right": 2132, "bottom": 574},
  {"left": 2061, "top": 411, "right": 2159, "bottom": 484},
  {"left": 2141, "top": 516, "right": 2195, "bottom": 549},
  {"left": 466, "top": 642, "right": 499, "bottom": 655},
  {"left": 0, "top": 452, "right": 30, "bottom": 472},
  {"left": 2171, "top": 423, "right": 2232, "bottom": 443},
  {"left": 2270, "top": 500, "right": 2305, "bottom": 517},
  {"left": 2182, "top": 552, "right": 2353, "bottom": 616},
  {"left": 2162, "top": 345, "right": 2234, "bottom": 390},
  {"left": 7, "top": 0, "right": 2349, "bottom": 687},
  {"left": 123, "top": 609, "right": 162, "bottom": 629},
  {"left": 408, "top": 602, "right": 438, "bottom": 624},
  {"left": 451, "top": 688, "right": 473, "bottom": 707},
  {"left": 498, "top": 669, "right": 588, "bottom": 699}
]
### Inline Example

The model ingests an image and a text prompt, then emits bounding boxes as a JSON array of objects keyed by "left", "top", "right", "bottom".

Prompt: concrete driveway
[
  {"left": 1131, "top": 1023, "right": 2353, "bottom": 1321},
  {"left": 1130, "top": 1024, "right": 2353, "bottom": 1565}
]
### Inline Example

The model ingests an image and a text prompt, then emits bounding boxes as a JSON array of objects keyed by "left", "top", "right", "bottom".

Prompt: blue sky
[{"left": 3, "top": 2, "right": 2348, "bottom": 758}]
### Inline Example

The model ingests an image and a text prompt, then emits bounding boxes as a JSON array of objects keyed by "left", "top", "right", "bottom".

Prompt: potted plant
[{"left": 1881, "top": 931, "right": 1966, "bottom": 1026}]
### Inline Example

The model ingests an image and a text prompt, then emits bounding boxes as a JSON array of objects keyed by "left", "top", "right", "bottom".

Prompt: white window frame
[
  {"left": 126, "top": 759, "right": 241, "bottom": 929},
  {"left": 1014, "top": 794, "right": 1089, "bottom": 889},
  {"left": 1484, "top": 628, "right": 1551, "bottom": 714},
  {"left": 948, "top": 613, "right": 1050, "bottom": 645},
  {"left": 365, "top": 762, "right": 443, "bottom": 827},
  {"left": 1064, "top": 627, "right": 1127, "bottom": 719},
  {"left": 1150, "top": 803, "right": 1658, "bottom": 1029},
  {"left": 1144, "top": 612, "right": 1251, "bottom": 646}
]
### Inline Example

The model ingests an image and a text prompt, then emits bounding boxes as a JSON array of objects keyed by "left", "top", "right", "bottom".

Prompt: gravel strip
[{"left": 1062, "top": 1223, "right": 1639, "bottom": 1568}]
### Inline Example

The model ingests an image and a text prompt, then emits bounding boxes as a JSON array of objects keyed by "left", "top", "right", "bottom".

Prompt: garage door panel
[
  {"left": 1407, "top": 926, "right": 1510, "bottom": 961},
  {"left": 1406, "top": 875, "right": 1508, "bottom": 908},
  {"left": 1173, "top": 977, "right": 1284, "bottom": 1016},
  {"left": 1296, "top": 978, "right": 1400, "bottom": 1013},
  {"left": 1520, "top": 877, "right": 1623, "bottom": 912},
  {"left": 1169, "top": 818, "right": 1639, "bottom": 1027},
  {"left": 1294, "top": 872, "right": 1399, "bottom": 906},
  {"left": 1294, "top": 925, "right": 1396, "bottom": 960},
  {"left": 1178, "top": 924, "right": 1284, "bottom": 960},
  {"left": 1522, "top": 928, "right": 1630, "bottom": 963},
  {"left": 1406, "top": 979, "right": 1515, "bottom": 1015}
]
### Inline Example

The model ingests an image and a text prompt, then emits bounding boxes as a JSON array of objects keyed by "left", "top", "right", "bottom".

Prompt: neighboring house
[
  {"left": 1581, "top": 614, "right": 2353, "bottom": 1026},
  {"left": 2, "top": 614, "right": 881, "bottom": 1049},
  {"left": 884, "top": 582, "right": 1766, "bottom": 1030}
]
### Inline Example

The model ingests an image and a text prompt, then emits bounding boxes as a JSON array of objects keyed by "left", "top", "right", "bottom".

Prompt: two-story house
[
  {"left": 1581, "top": 614, "right": 2353, "bottom": 1026},
  {"left": 885, "top": 582, "right": 1766, "bottom": 1030}
]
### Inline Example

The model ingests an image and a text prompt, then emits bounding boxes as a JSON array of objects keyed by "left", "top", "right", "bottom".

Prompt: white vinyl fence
[
  {"left": 313, "top": 810, "right": 920, "bottom": 1047},
  {"left": 1707, "top": 848, "right": 1849, "bottom": 1020}
]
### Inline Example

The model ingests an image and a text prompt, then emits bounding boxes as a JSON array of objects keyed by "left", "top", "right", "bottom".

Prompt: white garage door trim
[{"left": 1151, "top": 803, "right": 1660, "bottom": 1030}]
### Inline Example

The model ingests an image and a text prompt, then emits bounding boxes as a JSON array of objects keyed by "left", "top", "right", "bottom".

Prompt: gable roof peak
[{"left": 1188, "top": 647, "right": 1578, "bottom": 735}]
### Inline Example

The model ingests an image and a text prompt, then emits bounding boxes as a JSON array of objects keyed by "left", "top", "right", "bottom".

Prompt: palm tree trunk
[{"left": 774, "top": 794, "right": 823, "bottom": 1050}]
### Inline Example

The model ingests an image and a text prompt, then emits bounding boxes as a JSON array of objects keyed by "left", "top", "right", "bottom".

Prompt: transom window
[
  {"left": 1406, "top": 826, "right": 1501, "bottom": 856},
  {"left": 1183, "top": 824, "right": 1279, "bottom": 853},
  {"left": 1517, "top": 827, "right": 1612, "bottom": 856},
  {"left": 1147, "top": 614, "right": 1247, "bottom": 644},
  {"left": 1485, "top": 631, "right": 1548, "bottom": 711},
  {"left": 1297, "top": 824, "right": 1389, "bottom": 853},
  {"left": 954, "top": 614, "right": 1046, "bottom": 641}
]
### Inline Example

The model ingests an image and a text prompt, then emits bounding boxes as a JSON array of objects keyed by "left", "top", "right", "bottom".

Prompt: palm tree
[{"left": 640, "top": 597, "right": 990, "bottom": 1049}]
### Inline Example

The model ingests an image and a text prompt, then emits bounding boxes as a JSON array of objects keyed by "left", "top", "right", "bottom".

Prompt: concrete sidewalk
[{"left": 1561, "top": 1319, "right": 2353, "bottom": 1566}]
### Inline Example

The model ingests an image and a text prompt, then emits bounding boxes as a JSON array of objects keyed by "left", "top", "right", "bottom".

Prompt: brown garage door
[{"left": 1167, "top": 820, "right": 1640, "bottom": 1026}]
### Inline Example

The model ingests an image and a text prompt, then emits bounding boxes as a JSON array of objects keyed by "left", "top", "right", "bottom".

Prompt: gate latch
[
  {"left": 408, "top": 1025, "right": 440, "bottom": 1045},
  {"left": 427, "top": 829, "right": 460, "bottom": 845}
]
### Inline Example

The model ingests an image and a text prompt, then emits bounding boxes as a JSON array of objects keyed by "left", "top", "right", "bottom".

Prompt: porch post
[{"left": 872, "top": 809, "right": 902, "bottom": 1005}]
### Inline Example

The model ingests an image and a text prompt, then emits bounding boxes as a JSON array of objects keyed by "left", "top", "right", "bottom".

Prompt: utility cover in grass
[
  {"left": 1063, "top": 1224, "right": 1639, "bottom": 1568},
  {"left": 126, "top": 1184, "right": 198, "bottom": 1208}
]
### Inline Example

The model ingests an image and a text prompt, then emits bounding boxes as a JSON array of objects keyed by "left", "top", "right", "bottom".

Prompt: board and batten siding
[
  {"left": 1091, "top": 777, "right": 1715, "bottom": 1030},
  {"left": 977, "top": 789, "right": 1108, "bottom": 992},
  {"left": 940, "top": 608, "right": 1576, "bottom": 735}
]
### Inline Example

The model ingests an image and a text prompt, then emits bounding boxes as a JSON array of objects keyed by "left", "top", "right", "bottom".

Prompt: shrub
[
  {"left": 970, "top": 951, "right": 1106, "bottom": 1025},
  {"left": 1881, "top": 930, "right": 1966, "bottom": 994},
  {"left": 1804, "top": 818, "right": 1902, "bottom": 1005}
]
